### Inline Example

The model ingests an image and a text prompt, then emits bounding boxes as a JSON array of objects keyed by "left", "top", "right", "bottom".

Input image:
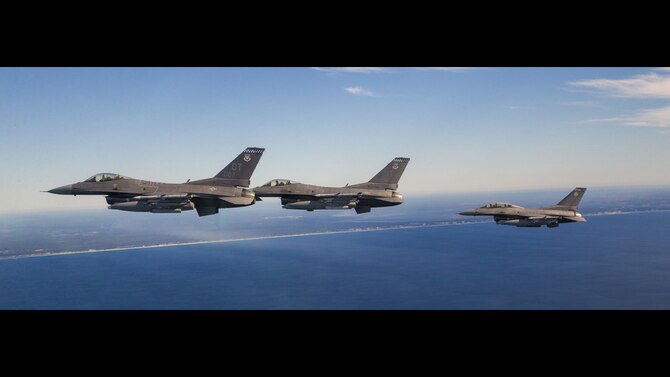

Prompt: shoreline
[
  {"left": 2, "top": 209, "right": 669, "bottom": 261},
  {"left": 0, "top": 220, "right": 488, "bottom": 260}
]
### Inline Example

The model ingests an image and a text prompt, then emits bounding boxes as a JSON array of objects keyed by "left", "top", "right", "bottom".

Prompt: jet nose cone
[{"left": 48, "top": 184, "right": 74, "bottom": 195}]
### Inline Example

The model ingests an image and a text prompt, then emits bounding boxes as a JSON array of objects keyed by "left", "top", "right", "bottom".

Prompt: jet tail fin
[
  {"left": 189, "top": 147, "right": 265, "bottom": 187},
  {"left": 211, "top": 147, "right": 265, "bottom": 187},
  {"left": 349, "top": 157, "right": 410, "bottom": 190},
  {"left": 545, "top": 187, "right": 587, "bottom": 210}
]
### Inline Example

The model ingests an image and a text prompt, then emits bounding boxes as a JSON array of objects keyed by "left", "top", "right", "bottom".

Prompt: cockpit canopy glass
[
  {"left": 262, "top": 179, "right": 298, "bottom": 187},
  {"left": 84, "top": 173, "right": 127, "bottom": 183},
  {"left": 480, "top": 202, "right": 520, "bottom": 209}
]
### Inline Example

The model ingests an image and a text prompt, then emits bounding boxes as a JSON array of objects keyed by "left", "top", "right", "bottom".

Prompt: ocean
[{"left": 1, "top": 210, "right": 669, "bottom": 309}]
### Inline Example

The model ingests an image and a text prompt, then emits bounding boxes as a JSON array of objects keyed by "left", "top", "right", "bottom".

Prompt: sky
[{"left": 1, "top": 67, "right": 670, "bottom": 213}]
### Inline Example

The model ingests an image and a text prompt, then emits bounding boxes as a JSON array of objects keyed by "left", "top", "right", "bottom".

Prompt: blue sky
[{"left": 1, "top": 67, "right": 670, "bottom": 213}]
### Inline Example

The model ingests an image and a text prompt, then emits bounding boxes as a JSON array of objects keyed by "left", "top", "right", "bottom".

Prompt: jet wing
[
  {"left": 130, "top": 192, "right": 254, "bottom": 217},
  {"left": 318, "top": 196, "right": 359, "bottom": 206},
  {"left": 312, "top": 192, "right": 363, "bottom": 198},
  {"left": 130, "top": 194, "right": 192, "bottom": 203},
  {"left": 309, "top": 193, "right": 365, "bottom": 206},
  {"left": 132, "top": 193, "right": 247, "bottom": 204}
]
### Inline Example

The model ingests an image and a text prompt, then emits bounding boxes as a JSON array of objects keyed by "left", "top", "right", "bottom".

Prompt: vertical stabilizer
[
  {"left": 192, "top": 147, "right": 265, "bottom": 187},
  {"left": 546, "top": 187, "right": 587, "bottom": 210},
  {"left": 350, "top": 157, "right": 410, "bottom": 190}
]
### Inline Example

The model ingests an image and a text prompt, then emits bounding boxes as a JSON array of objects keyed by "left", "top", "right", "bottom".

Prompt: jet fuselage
[
  {"left": 458, "top": 188, "right": 587, "bottom": 228},
  {"left": 253, "top": 157, "right": 409, "bottom": 214},
  {"left": 459, "top": 206, "right": 584, "bottom": 227},
  {"left": 50, "top": 178, "right": 249, "bottom": 199},
  {"left": 254, "top": 182, "right": 403, "bottom": 211},
  {"left": 47, "top": 147, "right": 265, "bottom": 216}
]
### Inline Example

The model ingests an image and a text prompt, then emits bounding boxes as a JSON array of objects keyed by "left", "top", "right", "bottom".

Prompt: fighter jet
[
  {"left": 253, "top": 157, "right": 409, "bottom": 214},
  {"left": 458, "top": 188, "right": 587, "bottom": 228},
  {"left": 47, "top": 147, "right": 265, "bottom": 216}
]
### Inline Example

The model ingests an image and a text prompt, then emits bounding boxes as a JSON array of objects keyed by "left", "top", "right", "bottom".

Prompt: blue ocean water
[{"left": 1, "top": 211, "right": 669, "bottom": 309}]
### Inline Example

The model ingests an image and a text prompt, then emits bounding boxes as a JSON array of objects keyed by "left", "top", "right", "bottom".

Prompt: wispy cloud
[
  {"left": 344, "top": 86, "right": 374, "bottom": 97},
  {"left": 574, "top": 117, "right": 623, "bottom": 125},
  {"left": 570, "top": 70, "right": 670, "bottom": 130},
  {"left": 624, "top": 106, "right": 670, "bottom": 128},
  {"left": 559, "top": 100, "right": 602, "bottom": 107},
  {"left": 411, "top": 67, "right": 480, "bottom": 72},
  {"left": 570, "top": 71, "right": 670, "bottom": 99},
  {"left": 313, "top": 67, "right": 386, "bottom": 73},
  {"left": 576, "top": 107, "right": 670, "bottom": 128},
  {"left": 312, "top": 67, "right": 479, "bottom": 74}
]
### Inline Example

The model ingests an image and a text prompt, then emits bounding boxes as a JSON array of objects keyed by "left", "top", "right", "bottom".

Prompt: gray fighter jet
[
  {"left": 458, "top": 188, "right": 587, "bottom": 228},
  {"left": 48, "top": 147, "right": 265, "bottom": 216},
  {"left": 254, "top": 157, "right": 410, "bottom": 214}
]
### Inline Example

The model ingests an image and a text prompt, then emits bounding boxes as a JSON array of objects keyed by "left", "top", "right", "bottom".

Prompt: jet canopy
[
  {"left": 261, "top": 179, "right": 299, "bottom": 187},
  {"left": 84, "top": 173, "right": 128, "bottom": 183},
  {"left": 481, "top": 202, "right": 522, "bottom": 209}
]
